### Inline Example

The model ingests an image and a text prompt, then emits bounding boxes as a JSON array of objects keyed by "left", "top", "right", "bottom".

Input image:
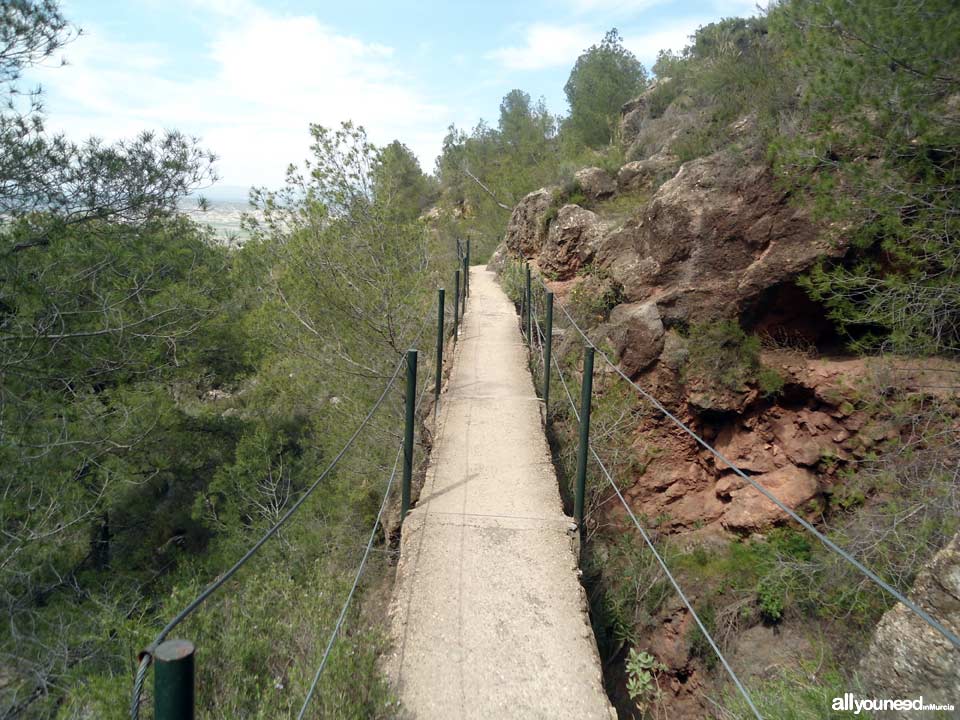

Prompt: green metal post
[
  {"left": 518, "top": 260, "right": 525, "bottom": 337},
  {"left": 462, "top": 256, "right": 468, "bottom": 318},
  {"left": 154, "top": 639, "right": 194, "bottom": 720},
  {"left": 435, "top": 289, "right": 444, "bottom": 408},
  {"left": 525, "top": 263, "right": 532, "bottom": 349},
  {"left": 574, "top": 345, "right": 595, "bottom": 530},
  {"left": 401, "top": 349, "right": 418, "bottom": 521},
  {"left": 465, "top": 238, "right": 470, "bottom": 297},
  {"left": 544, "top": 292, "right": 554, "bottom": 422},
  {"left": 453, "top": 270, "right": 460, "bottom": 338}
]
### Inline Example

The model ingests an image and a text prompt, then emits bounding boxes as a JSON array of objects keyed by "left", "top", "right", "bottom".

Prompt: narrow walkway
[{"left": 386, "top": 267, "right": 614, "bottom": 719}]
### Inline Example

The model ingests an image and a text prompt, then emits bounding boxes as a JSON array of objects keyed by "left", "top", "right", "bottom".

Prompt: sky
[{"left": 27, "top": 0, "right": 760, "bottom": 197}]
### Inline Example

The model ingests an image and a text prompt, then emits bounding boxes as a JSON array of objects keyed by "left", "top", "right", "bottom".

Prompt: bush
[
  {"left": 758, "top": 366, "right": 786, "bottom": 397},
  {"left": 568, "top": 271, "right": 624, "bottom": 328},
  {"left": 499, "top": 257, "right": 527, "bottom": 307},
  {"left": 686, "top": 600, "right": 719, "bottom": 668},
  {"left": 683, "top": 320, "right": 761, "bottom": 391}
]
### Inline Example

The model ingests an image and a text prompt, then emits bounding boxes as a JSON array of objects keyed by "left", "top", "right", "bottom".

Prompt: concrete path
[{"left": 386, "top": 267, "right": 614, "bottom": 719}]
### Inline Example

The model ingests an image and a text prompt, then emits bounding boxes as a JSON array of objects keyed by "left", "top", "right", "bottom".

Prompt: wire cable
[
  {"left": 297, "top": 439, "right": 405, "bottom": 718},
  {"left": 547, "top": 345, "right": 762, "bottom": 718},
  {"left": 131, "top": 353, "right": 410, "bottom": 718},
  {"left": 298, "top": 318, "right": 437, "bottom": 716},
  {"left": 535, "top": 272, "right": 960, "bottom": 651},
  {"left": 592, "top": 445, "right": 763, "bottom": 719}
]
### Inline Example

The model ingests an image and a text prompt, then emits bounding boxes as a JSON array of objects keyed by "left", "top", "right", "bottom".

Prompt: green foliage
[
  {"left": 582, "top": 532, "right": 670, "bottom": 664},
  {"left": 724, "top": 656, "right": 868, "bottom": 719},
  {"left": 0, "top": 4, "right": 443, "bottom": 710},
  {"left": 499, "top": 258, "right": 527, "bottom": 307},
  {"left": 758, "top": 366, "right": 786, "bottom": 397},
  {"left": 568, "top": 269, "right": 625, "bottom": 328},
  {"left": 624, "top": 648, "right": 666, "bottom": 712},
  {"left": 770, "top": 0, "right": 960, "bottom": 354},
  {"left": 434, "top": 91, "right": 560, "bottom": 261},
  {"left": 564, "top": 29, "right": 647, "bottom": 148},
  {"left": 683, "top": 320, "right": 761, "bottom": 391},
  {"left": 648, "top": 16, "right": 795, "bottom": 162},
  {"left": 373, "top": 140, "right": 438, "bottom": 221},
  {"left": 686, "top": 601, "right": 718, "bottom": 668}
]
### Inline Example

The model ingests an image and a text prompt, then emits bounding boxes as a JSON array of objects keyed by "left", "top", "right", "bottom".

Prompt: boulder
[
  {"left": 601, "top": 301, "right": 665, "bottom": 376},
  {"left": 616, "top": 154, "right": 679, "bottom": 193},
  {"left": 594, "top": 149, "right": 841, "bottom": 325},
  {"left": 619, "top": 83, "right": 703, "bottom": 162},
  {"left": 713, "top": 425, "right": 783, "bottom": 474},
  {"left": 574, "top": 167, "right": 616, "bottom": 201},
  {"left": 503, "top": 187, "right": 553, "bottom": 258},
  {"left": 539, "top": 204, "right": 602, "bottom": 279},
  {"left": 771, "top": 412, "right": 844, "bottom": 467},
  {"left": 858, "top": 533, "right": 960, "bottom": 718},
  {"left": 721, "top": 465, "right": 819, "bottom": 531}
]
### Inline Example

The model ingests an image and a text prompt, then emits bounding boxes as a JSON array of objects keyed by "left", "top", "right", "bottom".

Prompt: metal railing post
[
  {"left": 525, "top": 263, "right": 532, "bottom": 349},
  {"left": 435, "top": 289, "right": 444, "bottom": 409},
  {"left": 465, "top": 238, "right": 470, "bottom": 298},
  {"left": 518, "top": 260, "right": 525, "bottom": 338},
  {"left": 401, "top": 349, "right": 418, "bottom": 520},
  {"left": 574, "top": 345, "right": 595, "bottom": 530},
  {"left": 453, "top": 270, "right": 460, "bottom": 338},
  {"left": 462, "top": 256, "right": 468, "bottom": 318},
  {"left": 154, "top": 640, "right": 194, "bottom": 720},
  {"left": 544, "top": 292, "right": 554, "bottom": 423}
]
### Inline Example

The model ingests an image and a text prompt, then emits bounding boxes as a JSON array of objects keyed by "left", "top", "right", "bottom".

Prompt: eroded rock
[
  {"left": 721, "top": 465, "right": 819, "bottom": 532},
  {"left": 594, "top": 150, "right": 840, "bottom": 326},
  {"left": 600, "top": 301, "right": 665, "bottom": 376},
  {"left": 616, "top": 154, "right": 679, "bottom": 193},
  {"left": 504, "top": 187, "right": 553, "bottom": 258},
  {"left": 575, "top": 167, "right": 615, "bottom": 201},
  {"left": 539, "top": 204, "right": 602, "bottom": 279},
  {"left": 858, "top": 533, "right": 960, "bottom": 719}
]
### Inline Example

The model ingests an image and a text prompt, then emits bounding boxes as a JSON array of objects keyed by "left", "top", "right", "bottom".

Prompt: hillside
[
  {"left": 2, "top": 1, "right": 958, "bottom": 718},
  {"left": 463, "top": 5, "right": 960, "bottom": 719}
]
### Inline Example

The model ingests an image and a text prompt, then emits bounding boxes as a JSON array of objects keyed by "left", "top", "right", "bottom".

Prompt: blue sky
[{"left": 29, "top": 0, "right": 759, "bottom": 194}]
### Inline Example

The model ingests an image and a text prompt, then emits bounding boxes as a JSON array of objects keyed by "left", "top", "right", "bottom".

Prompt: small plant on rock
[
  {"left": 683, "top": 319, "right": 761, "bottom": 391},
  {"left": 625, "top": 648, "right": 667, "bottom": 712},
  {"left": 758, "top": 366, "right": 786, "bottom": 397}
]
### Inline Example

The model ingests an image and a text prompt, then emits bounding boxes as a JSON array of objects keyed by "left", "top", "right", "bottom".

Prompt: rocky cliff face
[
  {"left": 493, "top": 88, "right": 960, "bottom": 719},
  {"left": 858, "top": 533, "right": 960, "bottom": 719}
]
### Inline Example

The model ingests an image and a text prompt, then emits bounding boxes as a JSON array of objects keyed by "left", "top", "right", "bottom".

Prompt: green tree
[
  {"left": 771, "top": 0, "right": 960, "bottom": 353},
  {"left": 0, "top": 3, "right": 234, "bottom": 714},
  {"left": 563, "top": 29, "right": 647, "bottom": 147},
  {"left": 373, "top": 139, "right": 437, "bottom": 221}
]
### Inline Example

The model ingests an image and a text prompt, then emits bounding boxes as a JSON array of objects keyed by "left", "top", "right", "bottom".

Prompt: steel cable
[
  {"left": 534, "top": 272, "right": 960, "bottom": 651},
  {"left": 131, "top": 304, "right": 437, "bottom": 718},
  {"left": 546, "top": 342, "right": 762, "bottom": 718},
  {"left": 297, "top": 439, "right": 405, "bottom": 718},
  {"left": 297, "top": 299, "right": 445, "bottom": 715},
  {"left": 131, "top": 354, "right": 405, "bottom": 719}
]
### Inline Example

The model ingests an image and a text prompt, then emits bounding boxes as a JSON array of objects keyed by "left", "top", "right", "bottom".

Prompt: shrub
[
  {"left": 568, "top": 270, "right": 624, "bottom": 327},
  {"left": 683, "top": 320, "right": 761, "bottom": 391},
  {"left": 499, "top": 257, "right": 527, "bottom": 306},
  {"left": 686, "top": 601, "right": 719, "bottom": 668},
  {"left": 758, "top": 366, "right": 786, "bottom": 397}
]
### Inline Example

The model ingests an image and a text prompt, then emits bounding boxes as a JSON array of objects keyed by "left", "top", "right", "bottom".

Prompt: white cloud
[
  {"left": 29, "top": 4, "right": 448, "bottom": 188},
  {"left": 488, "top": 17, "right": 708, "bottom": 74},
  {"left": 568, "top": 0, "right": 758, "bottom": 15},
  {"left": 487, "top": 23, "right": 596, "bottom": 71},
  {"left": 623, "top": 19, "right": 708, "bottom": 68},
  {"left": 568, "top": 0, "right": 665, "bottom": 12}
]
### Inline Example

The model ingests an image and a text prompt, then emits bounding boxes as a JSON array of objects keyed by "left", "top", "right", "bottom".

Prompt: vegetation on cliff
[
  {"left": 457, "top": 2, "right": 958, "bottom": 718},
  {"left": 2, "top": 0, "right": 958, "bottom": 717}
]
